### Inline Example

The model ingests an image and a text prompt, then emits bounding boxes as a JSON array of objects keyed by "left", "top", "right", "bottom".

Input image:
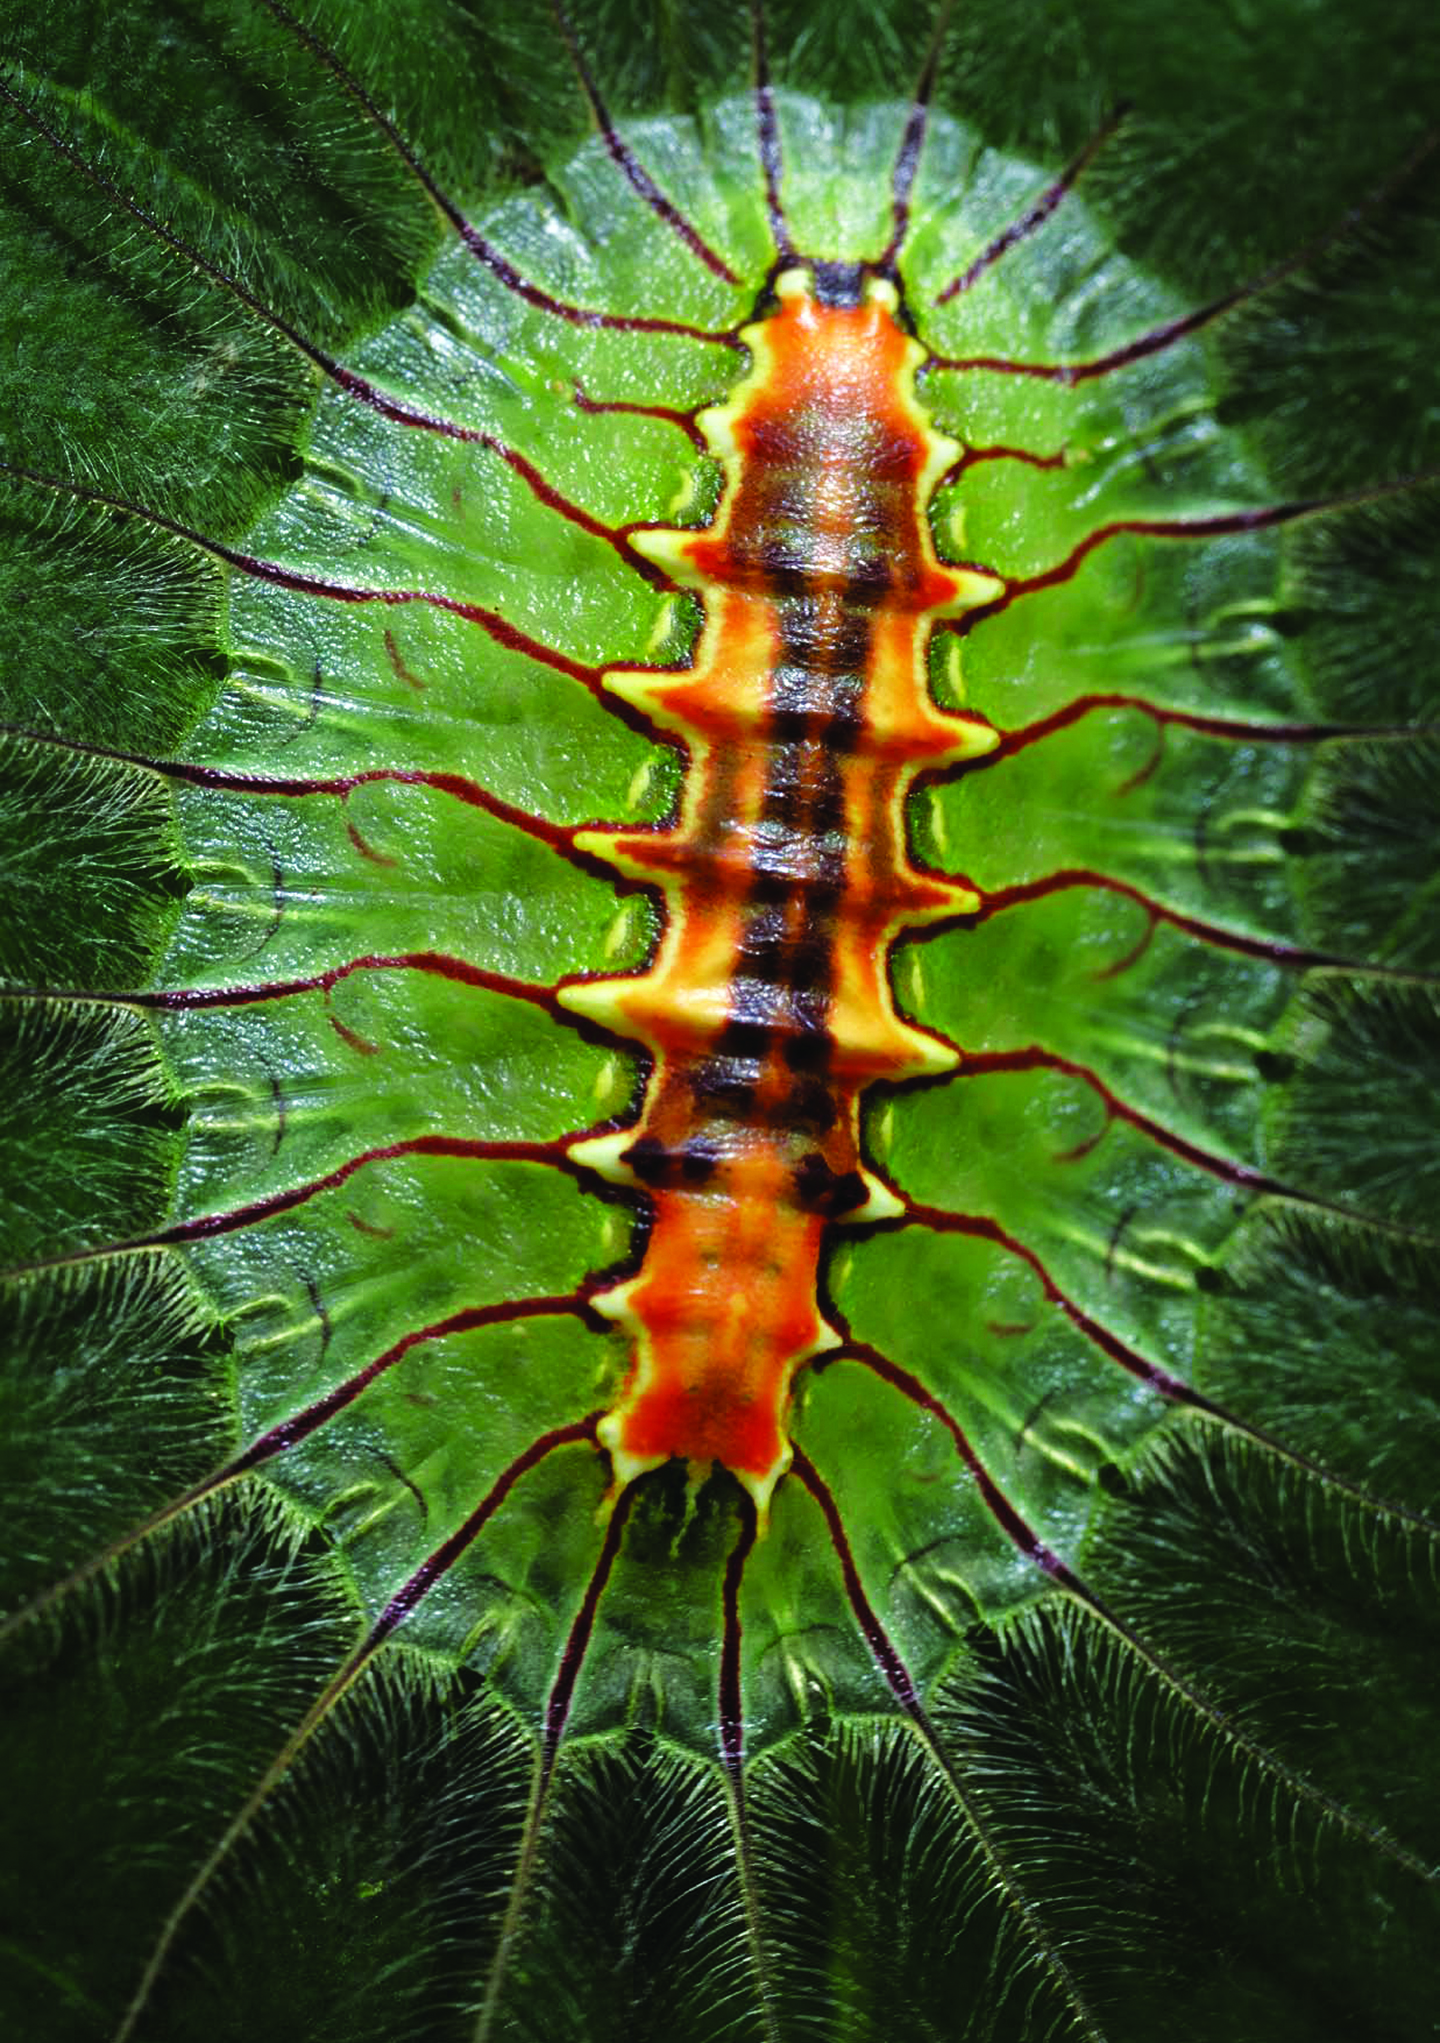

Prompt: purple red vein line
[
  {"left": 255, "top": 0, "right": 743, "bottom": 344},
  {"left": 957, "top": 865, "right": 1439, "bottom": 980},
  {"left": 458, "top": 440, "right": 675, "bottom": 588},
  {"left": 946, "top": 440, "right": 1069, "bottom": 478},
  {"left": 2, "top": 960, "right": 555, "bottom": 1033},
  {"left": 178, "top": 545, "right": 608, "bottom": 693},
  {"left": 930, "top": 127, "right": 1439, "bottom": 372},
  {"left": 378, "top": 1413, "right": 605, "bottom": 1650},
  {"left": 719, "top": 1494, "right": 759, "bottom": 1777},
  {"left": 573, "top": 382, "right": 708, "bottom": 452},
  {"left": 6, "top": 1135, "right": 579, "bottom": 1278},
  {"left": 553, "top": 0, "right": 741, "bottom": 284},
  {"left": 0, "top": 463, "right": 613, "bottom": 697},
  {"left": 834, "top": 1344, "right": 1073, "bottom": 1575},
  {"left": 473, "top": 1480, "right": 637, "bottom": 2043},
  {"left": 233, "top": 1297, "right": 597, "bottom": 1483},
  {"left": 790, "top": 1446, "right": 924, "bottom": 1711},
  {"left": 955, "top": 486, "right": 1440, "bottom": 633},
  {"left": 978, "top": 693, "right": 1430, "bottom": 760},
  {"left": 0, "top": 723, "right": 601, "bottom": 862},
  {"left": 935, "top": 103, "right": 1129, "bottom": 305},
  {"left": 958, "top": 1043, "right": 1439, "bottom": 1245},
  {"left": 879, "top": 0, "right": 951, "bottom": 267},
  {"left": 789, "top": 1444, "right": 1102, "bottom": 2036},
  {"left": 152, "top": 1133, "right": 573, "bottom": 1243},
  {"left": 0, "top": 1312, "right": 601, "bottom": 1649},
  {"left": 956, "top": 1044, "right": 1288, "bottom": 1194},
  {"left": 541, "top": 1480, "right": 635, "bottom": 1777},
  {"left": 1, "top": 953, "right": 683, "bottom": 1067},
  {"left": 895, "top": 1195, "right": 1440, "bottom": 1480},
  {"left": 893, "top": 1197, "right": 1213, "bottom": 1407},
  {"left": 717, "top": 1493, "right": 780, "bottom": 2042},
  {"left": 86, "top": 952, "right": 564, "bottom": 1021},
  {"left": 145, "top": 759, "right": 574, "bottom": 854},
  {"left": 840, "top": 1344, "right": 1436, "bottom": 1874},
  {"left": 751, "top": 0, "right": 794, "bottom": 261}
]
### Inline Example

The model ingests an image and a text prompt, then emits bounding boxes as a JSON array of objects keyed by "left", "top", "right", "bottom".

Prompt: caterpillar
[{"left": 1, "top": 2, "right": 1438, "bottom": 2040}]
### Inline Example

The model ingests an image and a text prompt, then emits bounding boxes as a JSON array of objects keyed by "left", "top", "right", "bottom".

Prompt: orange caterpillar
[{"left": 564, "top": 269, "right": 1000, "bottom": 1514}]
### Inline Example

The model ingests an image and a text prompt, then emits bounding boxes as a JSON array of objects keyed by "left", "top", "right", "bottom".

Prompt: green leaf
[{"left": 2, "top": 2, "right": 1438, "bottom": 2039}]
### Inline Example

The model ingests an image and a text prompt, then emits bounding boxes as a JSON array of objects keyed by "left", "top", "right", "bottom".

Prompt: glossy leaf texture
[{"left": 1, "top": 2, "right": 1438, "bottom": 2039}]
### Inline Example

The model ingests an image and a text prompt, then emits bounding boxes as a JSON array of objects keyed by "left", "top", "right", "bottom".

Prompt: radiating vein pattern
[{"left": 2, "top": 8, "right": 1438, "bottom": 2042}]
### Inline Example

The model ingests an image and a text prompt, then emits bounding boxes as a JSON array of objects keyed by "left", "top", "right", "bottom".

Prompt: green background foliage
[{"left": 1, "top": 1, "right": 1438, "bottom": 2037}]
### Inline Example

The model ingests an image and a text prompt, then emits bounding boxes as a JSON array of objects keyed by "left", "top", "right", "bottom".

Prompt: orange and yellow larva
[{"left": 565, "top": 270, "right": 1000, "bottom": 1511}]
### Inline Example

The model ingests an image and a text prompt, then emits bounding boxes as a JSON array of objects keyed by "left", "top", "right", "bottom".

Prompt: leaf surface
[{"left": 1, "top": 3, "right": 1438, "bottom": 2039}]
